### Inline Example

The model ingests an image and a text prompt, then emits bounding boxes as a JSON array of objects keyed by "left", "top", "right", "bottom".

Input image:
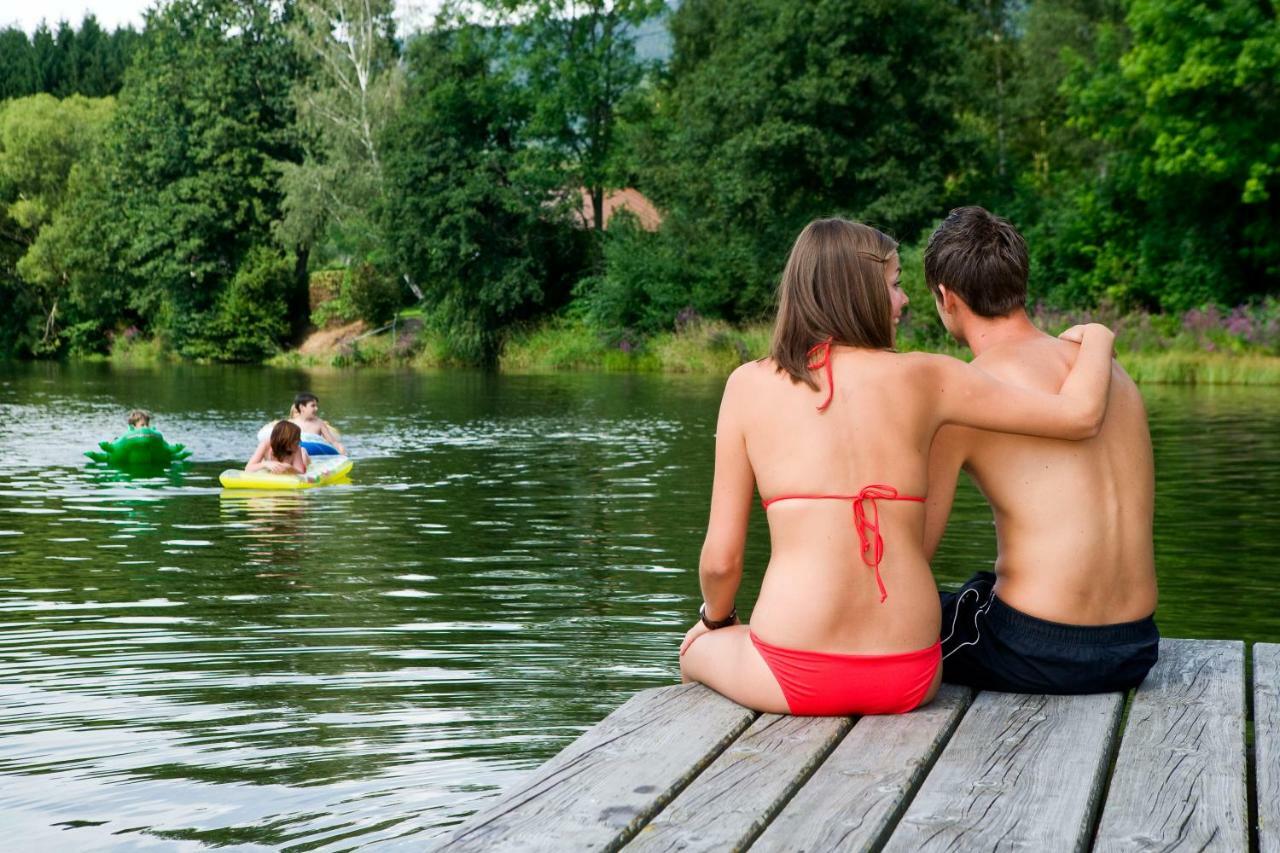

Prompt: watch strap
[{"left": 700, "top": 603, "right": 738, "bottom": 630}]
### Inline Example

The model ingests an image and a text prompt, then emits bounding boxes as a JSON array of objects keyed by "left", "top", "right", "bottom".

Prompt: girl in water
[
  {"left": 678, "top": 218, "right": 1116, "bottom": 715},
  {"left": 246, "top": 421, "right": 310, "bottom": 475}
]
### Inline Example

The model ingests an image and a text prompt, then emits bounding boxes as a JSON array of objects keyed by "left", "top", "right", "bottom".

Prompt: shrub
[
  {"left": 347, "top": 262, "right": 403, "bottom": 327},
  {"left": 575, "top": 213, "right": 691, "bottom": 337},
  {"left": 182, "top": 246, "right": 291, "bottom": 362}
]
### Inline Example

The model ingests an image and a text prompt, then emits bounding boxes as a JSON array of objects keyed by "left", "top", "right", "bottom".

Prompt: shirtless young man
[
  {"left": 924, "top": 207, "right": 1159, "bottom": 694},
  {"left": 288, "top": 393, "right": 346, "bottom": 455}
]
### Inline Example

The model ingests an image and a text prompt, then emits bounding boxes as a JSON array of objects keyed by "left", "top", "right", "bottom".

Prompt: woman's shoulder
[
  {"left": 725, "top": 357, "right": 783, "bottom": 392},
  {"left": 734, "top": 356, "right": 777, "bottom": 378},
  {"left": 887, "top": 349, "right": 965, "bottom": 376}
]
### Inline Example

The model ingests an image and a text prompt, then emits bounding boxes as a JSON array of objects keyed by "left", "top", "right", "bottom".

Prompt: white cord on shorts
[{"left": 941, "top": 586, "right": 995, "bottom": 661}]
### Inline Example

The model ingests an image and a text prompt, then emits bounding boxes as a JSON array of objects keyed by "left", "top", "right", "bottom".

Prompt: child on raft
[
  {"left": 258, "top": 393, "right": 346, "bottom": 455},
  {"left": 86, "top": 409, "right": 191, "bottom": 466},
  {"left": 288, "top": 393, "right": 346, "bottom": 454},
  {"left": 246, "top": 421, "right": 310, "bottom": 475}
]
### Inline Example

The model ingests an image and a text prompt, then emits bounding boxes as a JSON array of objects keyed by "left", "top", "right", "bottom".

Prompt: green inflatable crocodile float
[{"left": 85, "top": 427, "right": 192, "bottom": 469}]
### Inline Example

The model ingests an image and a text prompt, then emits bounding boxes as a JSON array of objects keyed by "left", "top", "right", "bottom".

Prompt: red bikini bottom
[{"left": 750, "top": 632, "right": 942, "bottom": 716}]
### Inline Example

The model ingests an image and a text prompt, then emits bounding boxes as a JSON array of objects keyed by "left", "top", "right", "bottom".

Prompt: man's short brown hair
[{"left": 924, "top": 206, "right": 1028, "bottom": 317}]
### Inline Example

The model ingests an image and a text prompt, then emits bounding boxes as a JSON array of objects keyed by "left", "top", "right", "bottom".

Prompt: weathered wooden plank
[
  {"left": 440, "top": 683, "right": 757, "bottom": 852},
  {"left": 1094, "top": 638, "right": 1247, "bottom": 852},
  {"left": 750, "top": 684, "right": 973, "bottom": 853},
  {"left": 883, "top": 689, "right": 1124, "bottom": 852},
  {"left": 1254, "top": 643, "right": 1279, "bottom": 853},
  {"left": 624, "top": 713, "right": 852, "bottom": 852}
]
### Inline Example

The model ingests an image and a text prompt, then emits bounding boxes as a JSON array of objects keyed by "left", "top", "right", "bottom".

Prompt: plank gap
[
  {"left": 441, "top": 683, "right": 760, "bottom": 852},
  {"left": 751, "top": 685, "right": 973, "bottom": 853},
  {"left": 1248, "top": 643, "right": 1260, "bottom": 853},
  {"left": 609, "top": 708, "right": 762, "bottom": 851},
  {"left": 735, "top": 716, "right": 857, "bottom": 851},
  {"left": 1084, "top": 688, "right": 1133, "bottom": 853},
  {"left": 1251, "top": 643, "right": 1280, "bottom": 853},
  {"left": 885, "top": 690, "right": 1124, "bottom": 851},
  {"left": 861, "top": 691, "right": 974, "bottom": 853}
]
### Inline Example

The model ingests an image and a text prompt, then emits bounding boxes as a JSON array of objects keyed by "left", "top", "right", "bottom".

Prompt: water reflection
[
  {"left": 0, "top": 364, "right": 1277, "bottom": 847},
  {"left": 220, "top": 490, "right": 313, "bottom": 576}
]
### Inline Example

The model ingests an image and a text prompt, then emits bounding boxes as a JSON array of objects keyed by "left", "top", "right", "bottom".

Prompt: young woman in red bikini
[{"left": 678, "top": 218, "right": 1116, "bottom": 716}]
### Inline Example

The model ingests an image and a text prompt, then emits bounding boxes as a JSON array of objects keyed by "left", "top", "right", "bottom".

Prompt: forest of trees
[
  {"left": 0, "top": 0, "right": 1277, "bottom": 364},
  {"left": 0, "top": 16, "right": 140, "bottom": 99}
]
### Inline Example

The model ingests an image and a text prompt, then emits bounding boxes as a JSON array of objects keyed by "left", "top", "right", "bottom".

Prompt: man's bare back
[{"left": 925, "top": 331, "right": 1158, "bottom": 625}]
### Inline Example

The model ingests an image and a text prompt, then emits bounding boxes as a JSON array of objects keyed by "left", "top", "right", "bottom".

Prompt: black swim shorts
[{"left": 939, "top": 571, "right": 1159, "bottom": 694}]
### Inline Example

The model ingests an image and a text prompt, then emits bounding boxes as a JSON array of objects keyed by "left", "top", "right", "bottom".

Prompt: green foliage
[
  {"left": 108, "top": 330, "right": 170, "bottom": 364},
  {"left": 649, "top": 316, "right": 759, "bottom": 374},
  {"left": 0, "top": 0, "right": 1278, "bottom": 371},
  {"left": 276, "top": 0, "right": 403, "bottom": 267},
  {"left": 573, "top": 212, "right": 689, "bottom": 336},
  {"left": 501, "top": 0, "right": 666, "bottom": 232},
  {"left": 380, "top": 21, "right": 582, "bottom": 365},
  {"left": 0, "top": 17, "right": 139, "bottom": 99},
  {"left": 345, "top": 263, "right": 401, "bottom": 326},
  {"left": 499, "top": 315, "right": 773, "bottom": 373},
  {"left": 182, "top": 245, "right": 292, "bottom": 362},
  {"left": 1019, "top": 0, "right": 1280, "bottom": 311},
  {"left": 0, "top": 93, "right": 116, "bottom": 353},
  {"left": 1117, "top": 353, "right": 1280, "bottom": 386},
  {"left": 500, "top": 317, "right": 617, "bottom": 371},
  {"left": 0, "top": 95, "right": 114, "bottom": 231},
  {"left": 0, "top": 268, "right": 40, "bottom": 358},
  {"left": 308, "top": 269, "right": 354, "bottom": 327},
  {"left": 643, "top": 0, "right": 971, "bottom": 322},
  {"left": 79, "top": 0, "right": 301, "bottom": 358},
  {"left": 894, "top": 240, "right": 950, "bottom": 351}
]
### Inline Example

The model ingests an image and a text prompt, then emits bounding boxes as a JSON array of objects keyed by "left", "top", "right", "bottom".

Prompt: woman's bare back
[{"left": 727, "top": 351, "right": 943, "bottom": 654}]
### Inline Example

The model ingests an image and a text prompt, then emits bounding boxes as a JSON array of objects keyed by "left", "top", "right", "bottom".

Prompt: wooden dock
[{"left": 440, "top": 639, "right": 1278, "bottom": 851}]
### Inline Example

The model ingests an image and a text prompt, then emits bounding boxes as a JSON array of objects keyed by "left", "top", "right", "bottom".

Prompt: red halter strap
[
  {"left": 761, "top": 485, "right": 926, "bottom": 603},
  {"left": 806, "top": 338, "right": 835, "bottom": 412}
]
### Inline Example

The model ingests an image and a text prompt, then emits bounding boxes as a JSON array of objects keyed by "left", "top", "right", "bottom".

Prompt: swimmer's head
[
  {"left": 290, "top": 392, "right": 319, "bottom": 418},
  {"left": 270, "top": 420, "right": 302, "bottom": 461}
]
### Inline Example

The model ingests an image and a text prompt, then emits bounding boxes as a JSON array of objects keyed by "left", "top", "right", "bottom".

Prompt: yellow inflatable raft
[{"left": 218, "top": 456, "right": 353, "bottom": 490}]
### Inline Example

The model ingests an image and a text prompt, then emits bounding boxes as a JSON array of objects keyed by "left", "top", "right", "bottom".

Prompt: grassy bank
[
  {"left": 1116, "top": 352, "right": 1280, "bottom": 385},
  {"left": 499, "top": 318, "right": 773, "bottom": 374},
  {"left": 500, "top": 320, "right": 1280, "bottom": 384},
  {"left": 105, "top": 312, "right": 1280, "bottom": 385}
]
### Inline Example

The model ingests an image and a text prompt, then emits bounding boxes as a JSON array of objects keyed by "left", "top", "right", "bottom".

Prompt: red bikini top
[{"left": 762, "top": 338, "right": 925, "bottom": 603}]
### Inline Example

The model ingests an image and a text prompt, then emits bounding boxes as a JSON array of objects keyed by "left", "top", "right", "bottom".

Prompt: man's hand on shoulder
[{"left": 1059, "top": 323, "right": 1117, "bottom": 357}]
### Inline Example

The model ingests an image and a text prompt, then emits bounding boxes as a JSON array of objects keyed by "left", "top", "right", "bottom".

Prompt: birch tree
[{"left": 277, "top": 0, "right": 404, "bottom": 263}]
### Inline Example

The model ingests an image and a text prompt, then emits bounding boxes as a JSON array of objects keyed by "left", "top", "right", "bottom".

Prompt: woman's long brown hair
[
  {"left": 270, "top": 420, "right": 302, "bottom": 463},
  {"left": 770, "top": 218, "right": 898, "bottom": 389}
]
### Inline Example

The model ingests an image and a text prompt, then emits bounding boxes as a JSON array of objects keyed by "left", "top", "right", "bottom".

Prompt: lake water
[{"left": 1, "top": 362, "right": 1278, "bottom": 849}]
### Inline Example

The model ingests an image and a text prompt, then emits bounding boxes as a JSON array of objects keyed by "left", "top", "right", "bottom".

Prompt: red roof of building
[{"left": 579, "top": 187, "right": 662, "bottom": 231}]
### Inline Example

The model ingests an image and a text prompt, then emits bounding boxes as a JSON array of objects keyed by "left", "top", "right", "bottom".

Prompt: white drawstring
[{"left": 941, "top": 586, "right": 994, "bottom": 661}]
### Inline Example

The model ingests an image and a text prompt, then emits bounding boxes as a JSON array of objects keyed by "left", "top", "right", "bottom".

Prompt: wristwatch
[{"left": 699, "top": 603, "right": 738, "bottom": 630}]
